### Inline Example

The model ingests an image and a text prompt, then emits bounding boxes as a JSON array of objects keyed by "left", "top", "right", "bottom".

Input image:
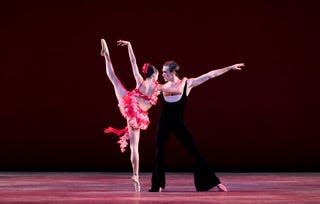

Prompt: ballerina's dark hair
[{"left": 142, "top": 63, "right": 158, "bottom": 78}]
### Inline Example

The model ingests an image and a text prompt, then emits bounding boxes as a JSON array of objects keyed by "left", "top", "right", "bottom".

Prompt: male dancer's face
[{"left": 162, "top": 65, "right": 174, "bottom": 82}]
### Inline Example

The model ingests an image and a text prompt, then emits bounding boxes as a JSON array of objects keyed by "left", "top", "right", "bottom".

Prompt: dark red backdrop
[{"left": 1, "top": 1, "right": 319, "bottom": 171}]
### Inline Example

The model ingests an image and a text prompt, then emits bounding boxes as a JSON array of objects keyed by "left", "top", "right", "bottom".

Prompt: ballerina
[{"left": 100, "top": 39, "right": 186, "bottom": 192}]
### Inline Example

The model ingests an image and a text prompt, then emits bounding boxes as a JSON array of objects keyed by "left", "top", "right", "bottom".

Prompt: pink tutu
[{"left": 105, "top": 79, "right": 159, "bottom": 153}]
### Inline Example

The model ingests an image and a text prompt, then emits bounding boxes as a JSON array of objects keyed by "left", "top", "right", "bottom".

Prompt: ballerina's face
[{"left": 153, "top": 71, "right": 159, "bottom": 81}]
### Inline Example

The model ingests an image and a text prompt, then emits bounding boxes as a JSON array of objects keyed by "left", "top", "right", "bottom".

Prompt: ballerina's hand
[
  {"left": 231, "top": 63, "right": 244, "bottom": 70},
  {"left": 117, "top": 40, "right": 130, "bottom": 47}
]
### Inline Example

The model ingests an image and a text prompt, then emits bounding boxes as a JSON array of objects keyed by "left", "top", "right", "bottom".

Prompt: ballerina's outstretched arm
[{"left": 117, "top": 40, "right": 144, "bottom": 88}]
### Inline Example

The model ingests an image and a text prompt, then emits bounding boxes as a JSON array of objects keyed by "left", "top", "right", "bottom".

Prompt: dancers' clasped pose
[{"left": 100, "top": 39, "right": 186, "bottom": 192}]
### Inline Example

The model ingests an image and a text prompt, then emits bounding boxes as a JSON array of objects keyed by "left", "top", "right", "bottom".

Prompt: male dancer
[{"left": 149, "top": 60, "right": 244, "bottom": 192}]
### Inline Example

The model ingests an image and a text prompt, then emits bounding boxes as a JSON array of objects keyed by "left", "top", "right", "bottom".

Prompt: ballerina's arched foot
[
  {"left": 217, "top": 183, "right": 228, "bottom": 192},
  {"left": 131, "top": 175, "right": 141, "bottom": 192},
  {"left": 100, "top": 39, "right": 110, "bottom": 57}
]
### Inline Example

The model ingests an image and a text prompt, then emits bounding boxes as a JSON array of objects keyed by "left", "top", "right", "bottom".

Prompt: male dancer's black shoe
[{"left": 148, "top": 187, "right": 163, "bottom": 192}]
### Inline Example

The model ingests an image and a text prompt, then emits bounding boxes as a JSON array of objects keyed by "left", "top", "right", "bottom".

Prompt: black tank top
[{"left": 159, "top": 81, "right": 188, "bottom": 124}]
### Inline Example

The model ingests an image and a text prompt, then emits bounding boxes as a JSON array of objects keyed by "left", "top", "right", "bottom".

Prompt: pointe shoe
[
  {"left": 217, "top": 183, "right": 228, "bottom": 192},
  {"left": 100, "top": 39, "right": 110, "bottom": 57},
  {"left": 131, "top": 175, "right": 141, "bottom": 192}
]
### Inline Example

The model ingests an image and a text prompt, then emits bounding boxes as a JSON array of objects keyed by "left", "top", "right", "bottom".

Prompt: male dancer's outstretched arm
[{"left": 188, "top": 63, "right": 244, "bottom": 89}]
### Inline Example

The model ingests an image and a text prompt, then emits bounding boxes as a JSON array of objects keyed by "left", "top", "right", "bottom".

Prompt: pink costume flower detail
[
  {"left": 104, "top": 127, "right": 129, "bottom": 153},
  {"left": 142, "top": 63, "right": 149, "bottom": 74}
]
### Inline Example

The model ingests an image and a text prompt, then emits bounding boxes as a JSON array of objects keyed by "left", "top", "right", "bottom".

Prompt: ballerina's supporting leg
[{"left": 128, "top": 125, "right": 141, "bottom": 192}]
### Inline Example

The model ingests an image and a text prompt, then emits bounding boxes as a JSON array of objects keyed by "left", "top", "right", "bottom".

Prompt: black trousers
[{"left": 151, "top": 119, "right": 221, "bottom": 191}]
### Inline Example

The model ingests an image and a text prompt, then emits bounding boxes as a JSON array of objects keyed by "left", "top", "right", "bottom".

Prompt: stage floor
[{"left": 0, "top": 172, "right": 319, "bottom": 203}]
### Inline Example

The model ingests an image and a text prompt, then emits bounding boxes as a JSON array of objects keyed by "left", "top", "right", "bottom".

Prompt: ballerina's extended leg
[{"left": 100, "top": 39, "right": 110, "bottom": 57}]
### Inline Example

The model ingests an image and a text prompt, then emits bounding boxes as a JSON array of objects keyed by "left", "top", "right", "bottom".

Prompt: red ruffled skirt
[{"left": 104, "top": 92, "right": 150, "bottom": 153}]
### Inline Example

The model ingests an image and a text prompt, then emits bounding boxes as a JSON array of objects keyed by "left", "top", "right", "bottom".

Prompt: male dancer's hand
[{"left": 230, "top": 63, "right": 244, "bottom": 70}]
